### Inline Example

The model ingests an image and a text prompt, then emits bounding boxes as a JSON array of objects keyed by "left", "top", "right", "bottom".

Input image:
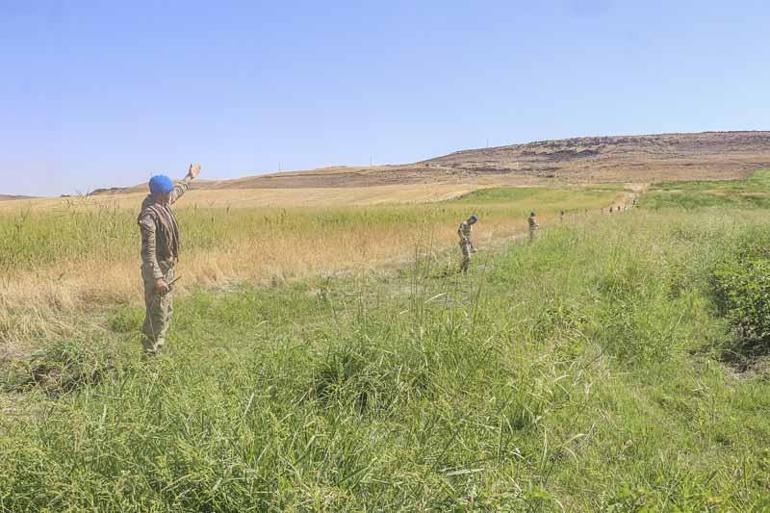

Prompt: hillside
[
  {"left": 425, "top": 131, "right": 770, "bottom": 183},
  {"left": 90, "top": 131, "right": 770, "bottom": 195}
]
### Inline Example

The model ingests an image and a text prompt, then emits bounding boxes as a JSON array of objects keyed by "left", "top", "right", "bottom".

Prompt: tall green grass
[{"left": 2, "top": 208, "right": 770, "bottom": 511}]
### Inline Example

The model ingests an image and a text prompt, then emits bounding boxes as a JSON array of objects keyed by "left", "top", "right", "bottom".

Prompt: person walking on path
[
  {"left": 137, "top": 163, "right": 201, "bottom": 356},
  {"left": 527, "top": 212, "right": 539, "bottom": 242},
  {"left": 458, "top": 214, "right": 478, "bottom": 274}
]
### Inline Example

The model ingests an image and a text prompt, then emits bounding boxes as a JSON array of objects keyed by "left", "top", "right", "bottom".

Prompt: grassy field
[
  {"left": 0, "top": 184, "right": 622, "bottom": 353},
  {"left": 642, "top": 168, "right": 770, "bottom": 209},
  {"left": 4, "top": 178, "right": 770, "bottom": 511},
  {"left": 0, "top": 184, "right": 490, "bottom": 212}
]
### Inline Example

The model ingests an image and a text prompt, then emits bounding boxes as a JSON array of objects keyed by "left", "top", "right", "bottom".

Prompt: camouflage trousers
[
  {"left": 459, "top": 241, "right": 473, "bottom": 273},
  {"left": 141, "top": 261, "right": 175, "bottom": 355}
]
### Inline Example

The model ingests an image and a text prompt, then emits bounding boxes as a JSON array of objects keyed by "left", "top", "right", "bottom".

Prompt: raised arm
[{"left": 169, "top": 163, "right": 201, "bottom": 205}]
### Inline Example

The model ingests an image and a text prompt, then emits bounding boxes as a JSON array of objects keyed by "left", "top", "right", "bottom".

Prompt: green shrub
[
  {"left": 712, "top": 229, "right": 770, "bottom": 355},
  {"left": 712, "top": 259, "right": 770, "bottom": 346}
]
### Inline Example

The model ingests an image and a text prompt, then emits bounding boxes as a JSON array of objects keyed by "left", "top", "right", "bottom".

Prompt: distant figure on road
[
  {"left": 137, "top": 163, "right": 201, "bottom": 356},
  {"left": 609, "top": 206, "right": 614, "bottom": 213},
  {"left": 458, "top": 214, "right": 478, "bottom": 274},
  {"left": 560, "top": 210, "right": 565, "bottom": 222},
  {"left": 528, "top": 212, "right": 539, "bottom": 242}
]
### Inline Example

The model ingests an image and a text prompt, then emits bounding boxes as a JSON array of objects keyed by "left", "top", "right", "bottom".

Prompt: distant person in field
[
  {"left": 137, "top": 163, "right": 201, "bottom": 356},
  {"left": 560, "top": 210, "right": 565, "bottom": 222},
  {"left": 458, "top": 214, "right": 478, "bottom": 274},
  {"left": 528, "top": 212, "right": 539, "bottom": 242}
]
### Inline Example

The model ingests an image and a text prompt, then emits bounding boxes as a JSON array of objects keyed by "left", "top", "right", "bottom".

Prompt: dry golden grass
[
  {"left": 0, "top": 214, "right": 532, "bottom": 311},
  {"left": 3, "top": 184, "right": 488, "bottom": 213},
  {"left": 0, "top": 183, "right": 626, "bottom": 354}
]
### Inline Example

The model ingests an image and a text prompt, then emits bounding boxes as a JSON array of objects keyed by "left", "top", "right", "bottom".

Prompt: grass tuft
[{"left": 2, "top": 339, "right": 116, "bottom": 397}]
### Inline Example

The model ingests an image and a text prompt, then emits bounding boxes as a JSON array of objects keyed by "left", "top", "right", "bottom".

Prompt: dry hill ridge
[
  {"left": 0, "top": 195, "right": 33, "bottom": 201},
  {"left": 90, "top": 131, "right": 770, "bottom": 194}
]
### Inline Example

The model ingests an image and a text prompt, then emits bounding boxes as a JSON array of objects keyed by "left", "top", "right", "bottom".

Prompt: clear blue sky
[{"left": 2, "top": 0, "right": 768, "bottom": 196}]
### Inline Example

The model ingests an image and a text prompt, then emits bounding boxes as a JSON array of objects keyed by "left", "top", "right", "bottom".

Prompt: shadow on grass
[
  {"left": 2, "top": 340, "right": 115, "bottom": 398},
  {"left": 718, "top": 337, "right": 770, "bottom": 374}
]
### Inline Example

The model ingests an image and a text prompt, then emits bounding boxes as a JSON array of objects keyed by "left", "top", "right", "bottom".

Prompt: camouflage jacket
[
  {"left": 138, "top": 178, "right": 190, "bottom": 280},
  {"left": 528, "top": 216, "right": 539, "bottom": 229},
  {"left": 458, "top": 221, "right": 473, "bottom": 245}
]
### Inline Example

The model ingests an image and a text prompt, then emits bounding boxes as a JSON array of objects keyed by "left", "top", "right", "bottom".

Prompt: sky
[{"left": 1, "top": 0, "right": 768, "bottom": 196}]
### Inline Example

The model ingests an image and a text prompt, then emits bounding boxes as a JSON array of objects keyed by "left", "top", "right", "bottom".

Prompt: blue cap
[{"left": 149, "top": 175, "right": 174, "bottom": 194}]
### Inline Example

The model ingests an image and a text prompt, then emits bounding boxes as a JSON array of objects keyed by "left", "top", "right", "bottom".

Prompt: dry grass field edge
[{"left": 0, "top": 184, "right": 628, "bottom": 356}]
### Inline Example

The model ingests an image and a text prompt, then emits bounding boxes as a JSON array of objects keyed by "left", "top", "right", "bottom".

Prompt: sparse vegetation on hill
[{"left": 75, "top": 131, "right": 770, "bottom": 195}]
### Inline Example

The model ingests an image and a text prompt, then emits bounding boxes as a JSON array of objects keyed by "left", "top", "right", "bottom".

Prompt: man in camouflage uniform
[
  {"left": 528, "top": 211, "right": 539, "bottom": 242},
  {"left": 458, "top": 214, "right": 478, "bottom": 274},
  {"left": 138, "top": 164, "right": 201, "bottom": 355}
]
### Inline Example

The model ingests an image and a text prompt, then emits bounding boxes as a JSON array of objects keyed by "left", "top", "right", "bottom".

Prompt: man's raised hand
[{"left": 187, "top": 163, "right": 202, "bottom": 180}]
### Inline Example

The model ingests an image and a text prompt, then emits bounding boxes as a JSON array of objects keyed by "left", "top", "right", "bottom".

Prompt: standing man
[
  {"left": 138, "top": 163, "right": 201, "bottom": 356},
  {"left": 528, "top": 211, "right": 539, "bottom": 242},
  {"left": 458, "top": 214, "right": 479, "bottom": 274}
]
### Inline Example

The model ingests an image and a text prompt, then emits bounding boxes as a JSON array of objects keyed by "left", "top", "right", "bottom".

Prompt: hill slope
[
  {"left": 0, "top": 195, "right": 33, "bottom": 201},
  {"left": 91, "top": 131, "right": 770, "bottom": 194},
  {"left": 425, "top": 131, "right": 770, "bottom": 183}
]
